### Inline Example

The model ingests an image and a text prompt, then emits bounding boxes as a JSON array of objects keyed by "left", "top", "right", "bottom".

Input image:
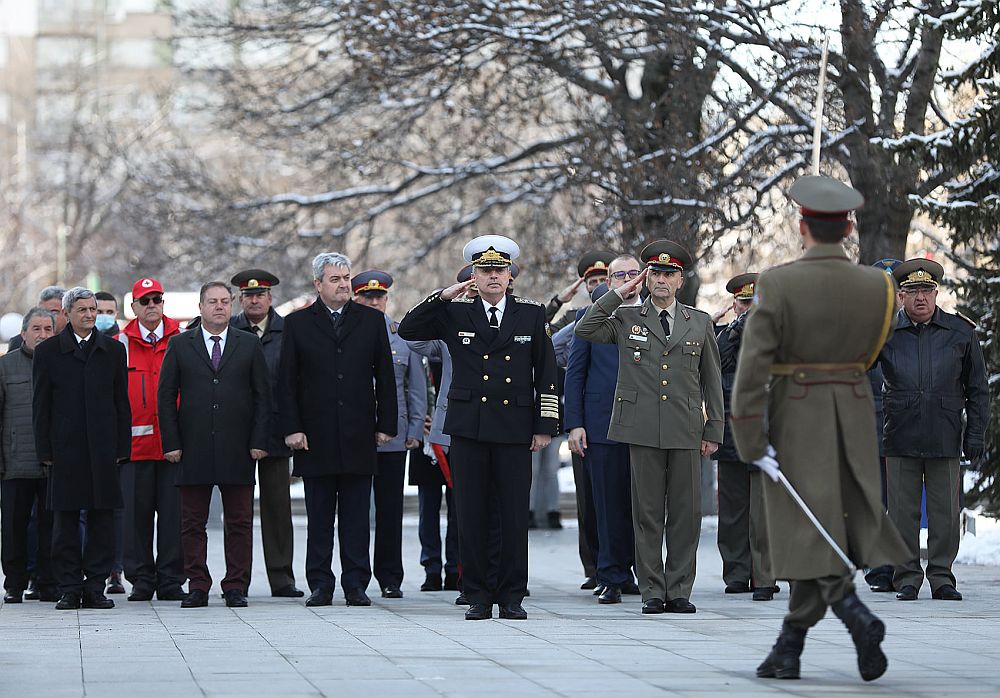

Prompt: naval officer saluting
[{"left": 398, "top": 235, "right": 559, "bottom": 620}]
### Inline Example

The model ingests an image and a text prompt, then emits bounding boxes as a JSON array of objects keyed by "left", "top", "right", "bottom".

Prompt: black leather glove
[{"left": 963, "top": 443, "right": 984, "bottom": 462}]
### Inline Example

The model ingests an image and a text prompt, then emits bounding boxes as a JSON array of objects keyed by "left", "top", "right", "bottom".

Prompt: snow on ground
[{"left": 956, "top": 511, "right": 1000, "bottom": 565}]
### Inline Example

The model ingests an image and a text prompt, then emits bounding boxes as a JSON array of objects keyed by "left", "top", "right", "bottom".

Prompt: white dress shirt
[
  {"left": 74, "top": 331, "right": 94, "bottom": 346},
  {"left": 201, "top": 326, "right": 229, "bottom": 357},
  {"left": 143, "top": 320, "right": 165, "bottom": 343},
  {"left": 483, "top": 294, "right": 508, "bottom": 327}
]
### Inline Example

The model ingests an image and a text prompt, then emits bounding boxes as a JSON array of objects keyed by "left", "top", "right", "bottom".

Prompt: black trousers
[
  {"left": 449, "top": 436, "right": 531, "bottom": 606},
  {"left": 302, "top": 474, "right": 372, "bottom": 595},
  {"left": 1, "top": 478, "right": 54, "bottom": 591},
  {"left": 120, "top": 460, "right": 185, "bottom": 593},
  {"left": 418, "top": 485, "right": 459, "bottom": 576},
  {"left": 571, "top": 452, "right": 598, "bottom": 578},
  {"left": 373, "top": 451, "right": 407, "bottom": 589},
  {"left": 52, "top": 508, "right": 114, "bottom": 595}
]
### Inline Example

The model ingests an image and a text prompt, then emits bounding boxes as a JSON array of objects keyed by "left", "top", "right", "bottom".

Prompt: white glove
[
  {"left": 423, "top": 440, "right": 437, "bottom": 463},
  {"left": 754, "top": 445, "right": 780, "bottom": 482}
]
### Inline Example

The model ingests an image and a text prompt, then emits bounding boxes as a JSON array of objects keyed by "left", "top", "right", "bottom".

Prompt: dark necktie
[
  {"left": 660, "top": 309, "right": 671, "bottom": 338},
  {"left": 331, "top": 310, "right": 342, "bottom": 336},
  {"left": 78, "top": 338, "right": 88, "bottom": 352},
  {"left": 488, "top": 307, "right": 499, "bottom": 339},
  {"left": 147, "top": 331, "right": 157, "bottom": 345},
  {"left": 252, "top": 325, "right": 262, "bottom": 336},
  {"left": 210, "top": 335, "right": 222, "bottom": 371}
]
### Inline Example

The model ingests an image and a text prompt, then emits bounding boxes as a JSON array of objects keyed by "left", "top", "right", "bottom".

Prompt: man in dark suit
[
  {"left": 278, "top": 252, "right": 396, "bottom": 608},
  {"left": 33, "top": 287, "right": 131, "bottom": 610},
  {"left": 565, "top": 256, "right": 643, "bottom": 604},
  {"left": 398, "top": 235, "right": 559, "bottom": 621},
  {"left": 158, "top": 281, "right": 270, "bottom": 608},
  {"left": 229, "top": 269, "right": 302, "bottom": 599}
]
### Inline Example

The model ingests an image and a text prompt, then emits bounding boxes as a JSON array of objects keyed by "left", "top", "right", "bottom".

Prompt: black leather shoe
[
  {"left": 421, "top": 575, "right": 442, "bottom": 592},
  {"left": 305, "top": 589, "right": 333, "bottom": 607},
  {"left": 381, "top": 586, "right": 403, "bottom": 599},
  {"left": 55, "top": 592, "right": 81, "bottom": 610},
  {"left": 641, "top": 598, "right": 665, "bottom": 614},
  {"left": 128, "top": 588, "right": 154, "bottom": 601},
  {"left": 37, "top": 587, "right": 61, "bottom": 602},
  {"left": 831, "top": 592, "right": 887, "bottom": 681},
  {"left": 271, "top": 585, "right": 304, "bottom": 598},
  {"left": 499, "top": 603, "right": 527, "bottom": 620},
  {"left": 345, "top": 589, "right": 372, "bottom": 606},
  {"left": 598, "top": 585, "right": 622, "bottom": 604},
  {"left": 666, "top": 598, "right": 696, "bottom": 613},
  {"left": 621, "top": 580, "right": 641, "bottom": 595},
  {"left": 24, "top": 577, "right": 39, "bottom": 601},
  {"left": 4, "top": 590, "right": 23, "bottom": 603},
  {"left": 546, "top": 511, "right": 562, "bottom": 529},
  {"left": 105, "top": 571, "right": 126, "bottom": 595},
  {"left": 465, "top": 603, "right": 492, "bottom": 620},
  {"left": 868, "top": 575, "right": 893, "bottom": 593},
  {"left": 157, "top": 587, "right": 188, "bottom": 602},
  {"left": 592, "top": 584, "right": 606, "bottom": 596},
  {"left": 524, "top": 588, "right": 530, "bottom": 597},
  {"left": 454, "top": 592, "right": 470, "bottom": 606},
  {"left": 580, "top": 576, "right": 598, "bottom": 590},
  {"left": 181, "top": 589, "right": 209, "bottom": 608},
  {"left": 725, "top": 581, "right": 751, "bottom": 594},
  {"left": 753, "top": 587, "right": 775, "bottom": 601},
  {"left": 443, "top": 573, "right": 460, "bottom": 591},
  {"left": 81, "top": 591, "right": 115, "bottom": 609},
  {"left": 932, "top": 584, "right": 962, "bottom": 601},
  {"left": 224, "top": 589, "right": 248, "bottom": 608},
  {"left": 527, "top": 512, "right": 538, "bottom": 530},
  {"left": 895, "top": 585, "right": 918, "bottom": 601},
  {"left": 757, "top": 621, "right": 807, "bottom": 679}
]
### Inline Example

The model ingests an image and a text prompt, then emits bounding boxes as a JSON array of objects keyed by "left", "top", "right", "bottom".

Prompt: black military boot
[
  {"left": 757, "top": 622, "right": 807, "bottom": 679},
  {"left": 831, "top": 592, "right": 887, "bottom": 681}
]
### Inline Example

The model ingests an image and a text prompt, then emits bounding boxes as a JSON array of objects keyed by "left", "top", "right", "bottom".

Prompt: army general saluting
[
  {"left": 398, "top": 235, "right": 559, "bottom": 621},
  {"left": 575, "top": 240, "right": 723, "bottom": 615},
  {"left": 730, "top": 176, "right": 908, "bottom": 682}
]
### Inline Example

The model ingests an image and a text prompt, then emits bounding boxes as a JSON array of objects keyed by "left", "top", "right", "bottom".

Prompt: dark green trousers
[{"left": 785, "top": 574, "right": 855, "bottom": 628}]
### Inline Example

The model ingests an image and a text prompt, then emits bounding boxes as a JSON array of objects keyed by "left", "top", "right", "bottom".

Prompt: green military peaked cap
[{"left": 788, "top": 175, "right": 865, "bottom": 220}]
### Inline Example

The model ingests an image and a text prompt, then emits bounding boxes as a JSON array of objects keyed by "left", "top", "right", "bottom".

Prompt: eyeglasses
[
  {"left": 610, "top": 270, "right": 641, "bottom": 279},
  {"left": 137, "top": 295, "right": 163, "bottom": 306},
  {"left": 900, "top": 288, "right": 935, "bottom": 298}
]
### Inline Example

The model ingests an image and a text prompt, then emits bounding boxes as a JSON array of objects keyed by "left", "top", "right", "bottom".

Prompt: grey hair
[
  {"left": 312, "top": 252, "right": 352, "bottom": 280},
  {"left": 21, "top": 307, "right": 56, "bottom": 332},
  {"left": 62, "top": 287, "right": 95, "bottom": 312},
  {"left": 39, "top": 285, "right": 67, "bottom": 303}
]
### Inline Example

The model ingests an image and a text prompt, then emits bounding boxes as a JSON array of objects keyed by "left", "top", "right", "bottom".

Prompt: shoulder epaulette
[
  {"left": 514, "top": 296, "right": 542, "bottom": 306},
  {"left": 451, "top": 297, "right": 474, "bottom": 304},
  {"left": 390, "top": 321, "right": 399, "bottom": 334}
]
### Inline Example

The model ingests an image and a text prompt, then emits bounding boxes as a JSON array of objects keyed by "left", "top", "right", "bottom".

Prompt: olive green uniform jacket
[
  {"left": 730, "top": 244, "right": 908, "bottom": 580},
  {"left": 575, "top": 291, "right": 724, "bottom": 448}
]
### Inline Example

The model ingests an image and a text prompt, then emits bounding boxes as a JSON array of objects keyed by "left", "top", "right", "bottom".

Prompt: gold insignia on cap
[
  {"left": 367, "top": 279, "right": 379, "bottom": 288},
  {"left": 594, "top": 261, "right": 606, "bottom": 269},
  {"left": 734, "top": 283, "right": 754, "bottom": 300},
  {"left": 475, "top": 247, "right": 507, "bottom": 265},
  {"left": 658, "top": 253, "right": 669, "bottom": 262},
  {"left": 247, "top": 279, "right": 259, "bottom": 288},
  {"left": 906, "top": 270, "right": 932, "bottom": 283}
]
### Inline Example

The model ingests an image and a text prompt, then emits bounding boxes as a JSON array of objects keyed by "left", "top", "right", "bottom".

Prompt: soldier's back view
[{"left": 731, "top": 175, "right": 907, "bottom": 683}]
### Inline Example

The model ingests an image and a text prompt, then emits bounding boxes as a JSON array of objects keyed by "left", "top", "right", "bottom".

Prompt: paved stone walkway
[{"left": 2, "top": 518, "right": 998, "bottom": 697}]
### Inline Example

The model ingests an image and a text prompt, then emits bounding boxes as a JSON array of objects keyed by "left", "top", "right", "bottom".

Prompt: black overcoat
[
  {"left": 277, "top": 297, "right": 397, "bottom": 477},
  {"left": 157, "top": 327, "right": 270, "bottom": 485},
  {"left": 32, "top": 326, "right": 131, "bottom": 510}
]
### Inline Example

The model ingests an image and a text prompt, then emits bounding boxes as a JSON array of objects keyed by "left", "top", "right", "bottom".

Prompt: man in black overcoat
[
  {"left": 158, "top": 282, "right": 270, "bottom": 608},
  {"left": 33, "top": 287, "right": 131, "bottom": 610},
  {"left": 277, "top": 252, "right": 396, "bottom": 608}
]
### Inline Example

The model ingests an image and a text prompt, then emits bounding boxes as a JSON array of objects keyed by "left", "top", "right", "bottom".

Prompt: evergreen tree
[{"left": 900, "top": 1, "right": 999, "bottom": 512}]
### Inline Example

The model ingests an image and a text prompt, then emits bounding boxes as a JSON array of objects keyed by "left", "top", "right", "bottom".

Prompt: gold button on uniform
[
  {"left": 662, "top": 364, "right": 669, "bottom": 370},
  {"left": 505, "top": 378, "right": 511, "bottom": 383},
  {"left": 661, "top": 395, "right": 667, "bottom": 401},
  {"left": 661, "top": 380, "right": 668, "bottom": 386},
  {"left": 505, "top": 355, "right": 511, "bottom": 361},
  {"left": 483, "top": 375, "right": 489, "bottom": 380},
  {"left": 481, "top": 397, "right": 487, "bottom": 403},
  {"left": 503, "top": 400, "right": 509, "bottom": 405},
  {"left": 483, "top": 354, "right": 489, "bottom": 359}
]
